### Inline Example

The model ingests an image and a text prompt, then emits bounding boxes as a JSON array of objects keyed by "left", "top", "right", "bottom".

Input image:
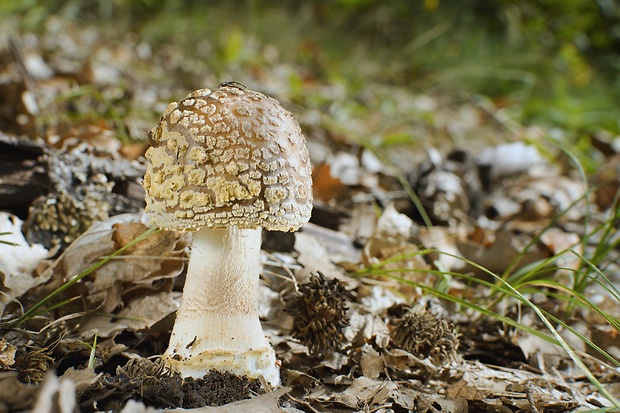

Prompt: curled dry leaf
[
  {"left": 340, "top": 286, "right": 400, "bottom": 350},
  {"left": 349, "top": 312, "right": 391, "bottom": 350},
  {"left": 54, "top": 213, "right": 187, "bottom": 330},
  {"left": 383, "top": 348, "right": 439, "bottom": 375},
  {"left": 0, "top": 212, "right": 49, "bottom": 316},
  {"left": 90, "top": 221, "right": 183, "bottom": 311},
  {"left": 0, "top": 339, "right": 17, "bottom": 370},
  {"left": 308, "top": 376, "right": 396, "bottom": 408}
]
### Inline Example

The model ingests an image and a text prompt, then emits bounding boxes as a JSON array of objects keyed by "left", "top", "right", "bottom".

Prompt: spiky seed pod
[
  {"left": 390, "top": 306, "right": 459, "bottom": 365},
  {"left": 287, "top": 273, "right": 352, "bottom": 356}
]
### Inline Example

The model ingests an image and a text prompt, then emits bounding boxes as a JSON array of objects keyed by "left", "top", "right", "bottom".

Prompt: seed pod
[
  {"left": 390, "top": 306, "right": 459, "bottom": 365},
  {"left": 287, "top": 273, "right": 352, "bottom": 356}
]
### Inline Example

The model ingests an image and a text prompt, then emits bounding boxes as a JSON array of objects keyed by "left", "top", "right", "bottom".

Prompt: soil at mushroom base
[{"left": 78, "top": 358, "right": 263, "bottom": 411}]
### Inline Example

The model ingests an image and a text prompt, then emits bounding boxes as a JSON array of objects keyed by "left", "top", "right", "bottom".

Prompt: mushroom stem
[{"left": 163, "top": 225, "right": 280, "bottom": 386}]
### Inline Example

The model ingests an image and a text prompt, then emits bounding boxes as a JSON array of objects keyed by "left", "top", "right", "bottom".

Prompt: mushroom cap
[{"left": 143, "top": 85, "right": 313, "bottom": 232}]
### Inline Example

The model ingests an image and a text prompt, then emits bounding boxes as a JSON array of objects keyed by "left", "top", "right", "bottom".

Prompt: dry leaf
[
  {"left": 363, "top": 314, "right": 391, "bottom": 349},
  {"left": 360, "top": 343, "right": 384, "bottom": 379},
  {"left": 294, "top": 232, "right": 345, "bottom": 281},
  {"left": 416, "top": 226, "right": 466, "bottom": 272},
  {"left": 31, "top": 372, "right": 77, "bottom": 413},
  {"left": 57, "top": 213, "right": 187, "bottom": 314},
  {"left": 312, "top": 163, "right": 344, "bottom": 202},
  {"left": 327, "top": 152, "right": 362, "bottom": 186},
  {"left": 458, "top": 229, "right": 550, "bottom": 280},
  {"left": 539, "top": 228, "right": 582, "bottom": 276},
  {"left": 587, "top": 325, "right": 620, "bottom": 360},
  {"left": 89, "top": 222, "right": 182, "bottom": 312},
  {"left": 301, "top": 222, "right": 360, "bottom": 264},
  {"left": 79, "top": 291, "right": 180, "bottom": 337},
  {"left": 446, "top": 379, "right": 482, "bottom": 401},
  {"left": 60, "top": 367, "right": 100, "bottom": 395},
  {"left": 490, "top": 166, "right": 590, "bottom": 225},
  {"left": 594, "top": 153, "right": 620, "bottom": 210},
  {"left": 340, "top": 203, "right": 377, "bottom": 242},
  {"left": 457, "top": 361, "right": 588, "bottom": 411},
  {"left": 362, "top": 205, "right": 433, "bottom": 293},
  {"left": 0, "top": 213, "right": 50, "bottom": 315},
  {"left": 310, "top": 376, "right": 394, "bottom": 408},
  {"left": 383, "top": 348, "right": 438, "bottom": 373},
  {"left": 585, "top": 284, "right": 620, "bottom": 323},
  {"left": 359, "top": 285, "right": 404, "bottom": 315},
  {"left": 316, "top": 351, "right": 350, "bottom": 371},
  {"left": 0, "top": 339, "right": 17, "bottom": 370},
  {"left": 0, "top": 371, "right": 39, "bottom": 411}
]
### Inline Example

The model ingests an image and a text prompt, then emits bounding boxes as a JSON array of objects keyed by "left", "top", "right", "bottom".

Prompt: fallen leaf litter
[{"left": 0, "top": 21, "right": 618, "bottom": 413}]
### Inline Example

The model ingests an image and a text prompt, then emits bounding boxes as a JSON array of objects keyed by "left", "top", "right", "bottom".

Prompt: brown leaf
[
  {"left": 446, "top": 379, "right": 482, "bottom": 401},
  {"left": 457, "top": 230, "right": 550, "bottom": 280},
  {"left": 111, "top": 222, "right": 174, "bottom": 256},
  {"left": 56, "top": 213, "right": 186, "bottom": 317},
  {"left": 360, "top": 343, "right": 384, "bottom": 379},
  {"left": 0, "top": 339, "right": 17, "bottom": 370},
  {"left": 79, "top": 291, "right": 180, "bottom": 337},
  {"left": 60, "top": 367, "right": 100, "bottom": 395},
  {"left": 312, "top": 163, "right": 344, "bottom": 202},
  {"left": 0, "top": 371, "right": 40, "bottom": 411}
]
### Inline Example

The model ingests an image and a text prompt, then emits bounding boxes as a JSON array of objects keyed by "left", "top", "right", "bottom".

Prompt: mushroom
[{"left": 142, "top": 84, "right": 313, "bottom": 386}]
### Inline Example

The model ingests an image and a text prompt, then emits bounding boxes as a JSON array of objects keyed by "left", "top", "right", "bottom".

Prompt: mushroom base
[{"left": 162, "top": 346, "right": 280, "bottom": 387}]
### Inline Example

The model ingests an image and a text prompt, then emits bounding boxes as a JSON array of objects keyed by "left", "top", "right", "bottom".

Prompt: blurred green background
[{"left": 1, "top": 0, "right": 619, "bottom": 170}]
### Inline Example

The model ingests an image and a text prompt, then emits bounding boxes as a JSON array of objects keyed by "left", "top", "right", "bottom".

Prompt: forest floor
[{"left": 0, "top": 7, "right": 619, "bottom": 413}]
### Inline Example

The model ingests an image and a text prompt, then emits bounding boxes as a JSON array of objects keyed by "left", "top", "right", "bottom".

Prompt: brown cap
[{"left": 143, "top": 85, "right": 313, "bottom": 232}]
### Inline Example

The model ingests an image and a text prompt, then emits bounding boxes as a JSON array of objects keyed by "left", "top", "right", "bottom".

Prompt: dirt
[{"left": 79, "top": 359, "right": 264, "bottom": 411}]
